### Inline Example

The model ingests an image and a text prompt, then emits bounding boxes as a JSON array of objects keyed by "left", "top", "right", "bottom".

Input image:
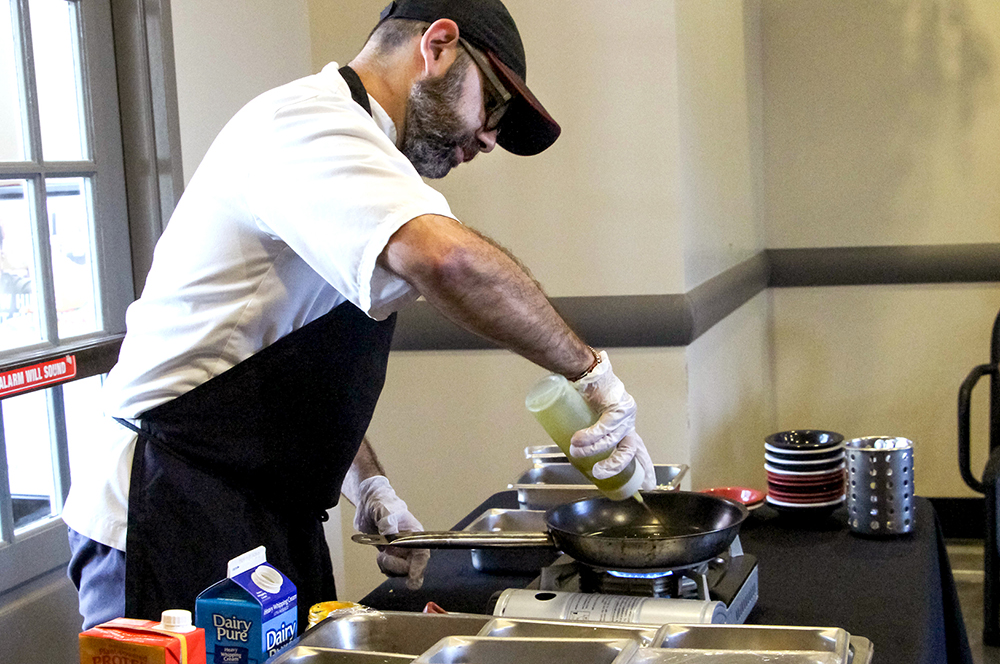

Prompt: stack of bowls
[{"left": 764, "top": 430, "right": 846, "bottom": 516}]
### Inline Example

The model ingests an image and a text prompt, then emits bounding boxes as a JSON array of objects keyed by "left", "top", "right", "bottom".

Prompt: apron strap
[
  {"left": 339, "top": 65, "right": 373, "bottom": 116},
  {"left": 114, "top": 416, "right": 142, "bottom": 437}
]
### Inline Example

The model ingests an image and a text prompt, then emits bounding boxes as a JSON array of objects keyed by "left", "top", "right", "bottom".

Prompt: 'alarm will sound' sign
[{"left": 0, "top": 355, "right": 77, "bottom": 399}]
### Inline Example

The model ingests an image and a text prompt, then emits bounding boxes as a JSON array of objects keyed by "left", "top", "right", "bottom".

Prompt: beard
[{"left": 400, "top": 55, "right": 481, "bottom": 179}]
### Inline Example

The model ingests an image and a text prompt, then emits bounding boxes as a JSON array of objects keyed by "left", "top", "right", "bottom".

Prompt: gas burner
[
  {"left": 578, "top": 560, "right": 712, "bottom": 600},
  {"left": 530, "top": 538, "right": 760, "bottom": 624}
]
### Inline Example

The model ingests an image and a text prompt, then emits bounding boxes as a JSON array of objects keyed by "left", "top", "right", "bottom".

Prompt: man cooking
[{"left": 63, "top": 0, "right": 656, "bottom": 631}]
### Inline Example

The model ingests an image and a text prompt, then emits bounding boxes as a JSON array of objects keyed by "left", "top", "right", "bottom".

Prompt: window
[{"left": 0, "top": 0, "right": 182, "bottom": 595}]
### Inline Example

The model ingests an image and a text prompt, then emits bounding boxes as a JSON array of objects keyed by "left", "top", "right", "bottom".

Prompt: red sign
[{"left": 0, "top": 355, "right": 78, "bottom": 399}]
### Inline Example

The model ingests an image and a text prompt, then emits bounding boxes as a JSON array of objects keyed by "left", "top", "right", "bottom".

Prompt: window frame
[{"left": 0, "top": 0, "right": 181, "bottom": 594}]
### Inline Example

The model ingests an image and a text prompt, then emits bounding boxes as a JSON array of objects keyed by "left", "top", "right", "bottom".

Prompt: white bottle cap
[
  {"left": 251, "top": 564, "right": 284, "bottom": 594},
  {"left": 158, "top": 609, "right": 195, "bottom": 633}
]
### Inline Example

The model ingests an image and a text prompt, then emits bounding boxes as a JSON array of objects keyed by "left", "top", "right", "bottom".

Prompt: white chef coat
[{"left": 62, "top": 63, "right": 456, "bottom": 551}]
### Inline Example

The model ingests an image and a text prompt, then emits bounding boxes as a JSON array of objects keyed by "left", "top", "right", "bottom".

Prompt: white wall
[
  {"left": 672, "top": 0, "right": 772, "bottom": 495},
  {"left": 688, "top": 293, "right": 774, "bottom": 492},
  {"left": 677, "top": 0, "right": 764, "bottom": 290},
  {"left": 761, "top": 0, "right": 1000, "bottom": 497},
  {"left": 763, "top": 0, "right": 1000, "bottom": 248},
  {"left": 770, "top": 285, "right": 999, "bottom": 497},
  {"left": 171, "top": 0, "right": 312, "bottom": 184}
]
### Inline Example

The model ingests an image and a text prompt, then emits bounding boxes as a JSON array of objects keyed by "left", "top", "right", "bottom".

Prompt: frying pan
[{"left": 352, "top": 491, "right": 749, "bottom": 570}]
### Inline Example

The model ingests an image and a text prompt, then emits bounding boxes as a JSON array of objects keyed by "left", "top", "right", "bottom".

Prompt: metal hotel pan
[
  {"left": 654, "top": 624, "right": 850, "bottom": 661},
  {"left": 510, "top": 463, "right": 689, "bottom": 509},
  {"left": 462, "top": 509, "right": 559, "bottom": 573},
  {"left": 353, "top": 492, "right": 748, "bottom": 570},
  {"left": 280, "top": 611, "right": 491, "bottom": 658},
  {"left": 477, "top": 617, "right": 661, "bottom": 646},
  {"left": 411, "top": 636, "right": 637, "bottom": 664}
]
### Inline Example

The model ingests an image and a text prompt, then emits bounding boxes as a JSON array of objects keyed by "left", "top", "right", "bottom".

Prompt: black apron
[{"left": 122, "top": 67, "right": 390, "bottom": 630}]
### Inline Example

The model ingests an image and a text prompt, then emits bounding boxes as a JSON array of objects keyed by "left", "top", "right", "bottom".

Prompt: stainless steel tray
[
  {"left": 411, "top": 636, "right": 637, "bottom": 664},
  {"left": 478, "top": 617, "right": 661, "bottom": 646},
  {"left": 273, "top": 612, "right": 871, "bottom": 664},
  {"left": 269, "top": 646, "right": 416, "bottom": 664},
  {"left": 628, "top": 651, "right": 842, "bottom": 663},
  {"left": 462, "top": 509, "right": 559, "bottom": 573},
  {"left": 848, "top": 637, "right": 873, "bottom": 664},
  {"left": 510, "top": 463, "right": 688, "bottom": 509},
  {"left": 287, "top": 611, "right": 491, "bottom": 657},
  {"left": 645, "top": 624, "right": 850, "bottom": 663}
]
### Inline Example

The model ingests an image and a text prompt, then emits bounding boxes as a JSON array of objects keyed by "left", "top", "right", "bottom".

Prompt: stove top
[{"left": 523, "top": 537, "right": 759, "bottom": 624}]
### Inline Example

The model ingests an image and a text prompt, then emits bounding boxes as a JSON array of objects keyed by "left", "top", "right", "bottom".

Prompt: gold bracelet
[{"left": 568, "top": 346, "right": 601, "bottom": 382}]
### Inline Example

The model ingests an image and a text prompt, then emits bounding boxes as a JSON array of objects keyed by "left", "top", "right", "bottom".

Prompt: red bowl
[
  {"left": 767, "top": 471, "right": 845, "bottom": 486},
  {"left": 700, "top": 486, "right": 766, "bottom": 506},
  {"left": 767, "top": 481, "right": 845, "bottom": 496},
  {"left": 767, "top": 471, "right": 845, "bottom": 487},
  {"left": 767, "top": 487, "right": 844, "bottom": 503}
]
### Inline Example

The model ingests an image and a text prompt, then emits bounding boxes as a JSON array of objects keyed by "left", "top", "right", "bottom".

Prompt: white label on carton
[{"left": 228, "top": 545, "right": 267, "bottom": 578}]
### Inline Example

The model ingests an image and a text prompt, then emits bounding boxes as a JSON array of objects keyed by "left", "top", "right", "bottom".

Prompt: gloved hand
[
  {"left": 570, "top": 350, "right": 656, "bottom": 489},
  {"left": 353, "top": 476, "right": 430, "bottom": 590}
]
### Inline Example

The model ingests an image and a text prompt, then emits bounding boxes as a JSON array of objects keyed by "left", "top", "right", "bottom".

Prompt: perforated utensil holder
[{"left": 846, "top": 436, "right": 915, "bottom": 536}]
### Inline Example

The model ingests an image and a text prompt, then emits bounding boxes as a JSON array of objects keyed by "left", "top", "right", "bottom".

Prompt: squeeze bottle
[{"left": 525, "top": 373, "right": 645, "bottom": 500}]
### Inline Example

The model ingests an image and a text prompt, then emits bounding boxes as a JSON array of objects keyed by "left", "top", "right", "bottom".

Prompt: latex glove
[
  {"left": 353, "top": 476, "right": 430, "bottom": 590},
  {"left": 570, "top": 350, "right": 656, "bottom": 489}
]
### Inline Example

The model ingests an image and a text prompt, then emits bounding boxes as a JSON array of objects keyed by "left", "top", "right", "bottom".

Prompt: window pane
[
  {"left": 29, "top": 0, "right": 86, "bottom": 161},
  {"left": 49, "top": 177, "right": 99, "bottom": 338},
  {"left": 0, "top": 0, "right": 26, "bottom": 161},
  {"left": 3, "top": 388, "right": 55, "bottom": 532},
  {"left": 0, "top": 179, "right": 41, "bottom": 350}
]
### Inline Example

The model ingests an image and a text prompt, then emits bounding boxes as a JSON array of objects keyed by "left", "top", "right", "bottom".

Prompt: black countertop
[{"left": 361, "top": 491, "right": 973, "bottom": 664}]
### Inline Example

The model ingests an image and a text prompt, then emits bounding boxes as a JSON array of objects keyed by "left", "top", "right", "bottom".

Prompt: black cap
[{"left": 379, "top": 0, "right": 560, "bottom": 156}]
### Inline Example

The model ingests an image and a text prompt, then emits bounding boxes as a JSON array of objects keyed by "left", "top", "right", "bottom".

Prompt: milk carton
[
  {"left": 80, "top": 611, "right": 206, "bottom": 664},
  {"left": 195, "top": 547, "right": 297, "bottom": 664}
]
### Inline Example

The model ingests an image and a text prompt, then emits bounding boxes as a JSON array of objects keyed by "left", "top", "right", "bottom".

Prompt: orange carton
[{"left": 80, "top": 612, "right": 206, "bottom": 664}]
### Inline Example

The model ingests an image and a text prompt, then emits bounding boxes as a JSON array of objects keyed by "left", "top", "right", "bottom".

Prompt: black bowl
[{"left": 765, "top": 430, "right": 844, "bottom": 451}]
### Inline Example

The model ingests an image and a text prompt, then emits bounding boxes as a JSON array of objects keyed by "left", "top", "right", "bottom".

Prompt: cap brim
[{"left": 484, "top": 50, "right": 561, "bottom": 156}]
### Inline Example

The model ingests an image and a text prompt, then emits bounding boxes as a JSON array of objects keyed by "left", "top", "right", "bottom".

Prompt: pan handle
[{"left": 351, "top": 531, "right": 555, "bottom": 549}]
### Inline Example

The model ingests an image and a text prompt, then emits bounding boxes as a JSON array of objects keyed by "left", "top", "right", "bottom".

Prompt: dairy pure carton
[{"left": 195, "top": 546, "right": 297, "bottom": 664}]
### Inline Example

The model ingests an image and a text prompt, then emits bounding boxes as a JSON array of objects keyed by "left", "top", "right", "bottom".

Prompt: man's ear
[{"left": 419, "top": 18, "right": 461, "bottom": 78}]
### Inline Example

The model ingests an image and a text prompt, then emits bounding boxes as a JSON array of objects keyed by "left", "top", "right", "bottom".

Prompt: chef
[{"left": 63, "top": 0, "right": 656, "bottom": 631}]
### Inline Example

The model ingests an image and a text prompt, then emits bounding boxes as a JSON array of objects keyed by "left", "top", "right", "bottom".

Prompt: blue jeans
[{"left": 66, "top": 528, "right": 126, "bottom": 629}]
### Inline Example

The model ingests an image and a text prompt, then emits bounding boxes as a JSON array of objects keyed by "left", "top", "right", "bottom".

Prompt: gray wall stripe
[
  {"left": 767, "top": 244, "right": 1000, "bottom": 287},
  {"left": 688, "top": 253, "right": 770, "bottom": 341},
  {"left": 391, "top": 243, "right": 1000, "bottom": 351}
]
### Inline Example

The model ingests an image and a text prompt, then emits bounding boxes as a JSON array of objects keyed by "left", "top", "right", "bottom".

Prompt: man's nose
[{"left": 477, "top": 127, "right": 498, "bottom": 154}]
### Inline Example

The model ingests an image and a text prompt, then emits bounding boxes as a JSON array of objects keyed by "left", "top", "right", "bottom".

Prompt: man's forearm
[
  {"left": 380, "top": 214, "right": 595, "bottom": 378},
  {"left": 341, "top": 437, "right": 385, "bottom": 506}
]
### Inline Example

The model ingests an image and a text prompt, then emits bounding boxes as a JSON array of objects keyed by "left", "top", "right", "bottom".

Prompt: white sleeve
[{"left": 245, "top": 92, "right": 455, "bottom": 319}]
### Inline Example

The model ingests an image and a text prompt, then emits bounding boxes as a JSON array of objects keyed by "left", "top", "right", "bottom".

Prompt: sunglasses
[{"left": 459, "top": 38, "right": 512, "bottom": 133}]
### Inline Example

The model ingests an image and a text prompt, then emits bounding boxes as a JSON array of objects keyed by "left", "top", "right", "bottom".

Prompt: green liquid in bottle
[{"left": 525, "top": 374, "right": 643, "bottom": 500}]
